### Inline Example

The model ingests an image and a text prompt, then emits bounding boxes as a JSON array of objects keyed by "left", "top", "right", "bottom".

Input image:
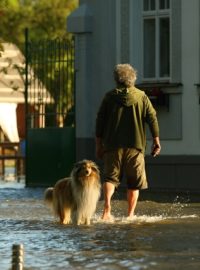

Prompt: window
[
  {"left": 143, "top": 0, "right": 155, "bottom": 11},
  {"left": 143, "top": 0, "right": 170, "bottom": 81}
]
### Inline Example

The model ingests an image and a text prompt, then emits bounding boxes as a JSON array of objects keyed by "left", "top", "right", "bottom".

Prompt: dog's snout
[
  {"left": 75, "top": 162, "right": 94, "bottom": 177},
  {"left": 84, "top": 165, "right": 92, "bottom": 176},
  {"left": 85, "top": 168, "right": 91, "bottom": 176}
]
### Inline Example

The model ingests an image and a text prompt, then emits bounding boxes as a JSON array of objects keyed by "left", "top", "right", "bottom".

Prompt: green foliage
[{"left": 0, "top": 0, "right": 78, "bottom": 51}]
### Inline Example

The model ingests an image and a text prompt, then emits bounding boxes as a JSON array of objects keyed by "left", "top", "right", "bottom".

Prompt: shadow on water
[{"left": 0, "top": 188, "right": 199, "bottom": 270}]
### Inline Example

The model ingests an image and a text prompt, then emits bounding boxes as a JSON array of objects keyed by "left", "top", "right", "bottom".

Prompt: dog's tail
[{"left": 44, "top": 187, "right": 54, "bottom": 206}]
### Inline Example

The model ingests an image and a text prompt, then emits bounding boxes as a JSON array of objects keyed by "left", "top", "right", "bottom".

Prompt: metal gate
[{"left": 25, "top": 29, "right": 75, "bottom": 187}]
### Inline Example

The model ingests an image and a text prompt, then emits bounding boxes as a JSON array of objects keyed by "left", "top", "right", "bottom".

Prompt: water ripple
[{"left": 0, "top": 189, "right": 200, "bottom": 269}]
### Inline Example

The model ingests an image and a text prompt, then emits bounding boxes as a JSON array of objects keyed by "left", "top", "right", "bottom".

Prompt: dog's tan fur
[{"left": 44, "top": 160, "right": 101, "bottom": 225}]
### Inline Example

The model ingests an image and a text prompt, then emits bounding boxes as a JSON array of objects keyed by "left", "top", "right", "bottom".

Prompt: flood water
[{"left": 0, "top": 187, "right": 199, "bottom": 270}]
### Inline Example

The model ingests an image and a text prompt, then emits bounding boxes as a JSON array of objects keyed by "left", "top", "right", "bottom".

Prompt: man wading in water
[{"left": 95, "top": 64, "right": 161, "bottom": 220}]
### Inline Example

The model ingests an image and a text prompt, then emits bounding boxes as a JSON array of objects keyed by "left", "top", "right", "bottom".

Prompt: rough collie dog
[{"left": 44, "top": 160, "right": 101, "bottom": 225}]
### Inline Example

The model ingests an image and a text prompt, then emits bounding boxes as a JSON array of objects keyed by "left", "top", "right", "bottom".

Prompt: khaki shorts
[{"left": 103, "top": 148, "right": 148, "bottom": 190}]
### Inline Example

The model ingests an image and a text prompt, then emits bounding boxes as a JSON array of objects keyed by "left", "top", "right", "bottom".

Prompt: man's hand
[{"left": 151, "top": 137, "right": 161, "bottom": 157}]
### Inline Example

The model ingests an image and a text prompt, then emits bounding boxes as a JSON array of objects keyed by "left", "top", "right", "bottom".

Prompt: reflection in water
[{"left": 0, "top": 188, "right": 199, "bottom": 270}]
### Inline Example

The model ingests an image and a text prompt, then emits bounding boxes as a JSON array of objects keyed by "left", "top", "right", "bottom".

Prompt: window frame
[{"left": 142, "top": 0, "right": 171, "bottom": 82}]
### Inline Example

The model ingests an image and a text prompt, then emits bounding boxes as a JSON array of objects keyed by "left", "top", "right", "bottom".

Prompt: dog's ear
[
  {"left": 72, "top": 164, "right": 81, "bottom": 175},
  {"left": 73, "top": 161, "right": 83, "bottom": 170},
  {"left": 74, "top": 161, "right": 81, "bottom": 167},
  {"left": 91, "top": 164, "right": 100, "bottom": 175},
  {"left": 74, "top": 159, "right": 87, "bottom": 168}
]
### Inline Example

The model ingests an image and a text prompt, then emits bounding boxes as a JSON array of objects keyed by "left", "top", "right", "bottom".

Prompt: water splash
[
  {"left": 94, "top": 194, "right": 199, "bottom": 225},
  {"left": 93, "top": 214, "right": 167, "bottom": 225},
  {"left": 166, "top": 195, "right": 190, "bottom": 218}
]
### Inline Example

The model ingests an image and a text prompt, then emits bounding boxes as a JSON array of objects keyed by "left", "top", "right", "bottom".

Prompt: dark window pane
[
  {"left": 143, "top": 0, "right": 149, "bottom": 11},
  {"left": 159, "top": 18, "right": 170, "bottom": 77},
  {"left": 143, "top": 0, "right": 155, "bottom": 11},
  {"left": 150, "top": 0, "right": 155, "bottom": 10},
  {"left": 166, "top": 0, "right": 170, "bottom": 8},
  {"left": 159, "top": 0, "right": 165, "bottom": 9},
  {"left": 144, "top": 19, "right": 156, "bottom": 78},
  {"left": 159, "top": 0, "right": 170, "bottom": 9}
]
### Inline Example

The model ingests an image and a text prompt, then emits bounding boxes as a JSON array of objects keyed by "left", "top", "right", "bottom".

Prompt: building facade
[{"left": 67, "top": 0, "right": 200, "bottom": 192}]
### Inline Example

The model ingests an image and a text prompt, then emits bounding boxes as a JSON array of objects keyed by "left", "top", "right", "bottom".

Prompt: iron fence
[{"left": 25, "top": 29, "right": 75, "bottom": 128}]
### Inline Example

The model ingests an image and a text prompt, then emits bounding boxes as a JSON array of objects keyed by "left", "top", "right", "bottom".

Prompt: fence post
[{"left": 11, "top": 244, "right": 24, "bottom": 270}]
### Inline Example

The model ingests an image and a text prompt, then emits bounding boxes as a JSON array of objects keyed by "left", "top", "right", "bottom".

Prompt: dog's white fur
[{"left": 44, "top": 160, "right": 101, "bottom": 225}]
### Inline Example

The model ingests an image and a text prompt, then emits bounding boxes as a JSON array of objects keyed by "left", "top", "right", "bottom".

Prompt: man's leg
[
  {"left": 127, "top": 189, "right": 139, "bottom": 217},
  {"left": 102, "top": 182, "right": 115, "bottom": 220}
]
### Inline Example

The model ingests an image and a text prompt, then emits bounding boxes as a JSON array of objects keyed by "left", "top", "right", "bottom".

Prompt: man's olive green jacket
[{"left": 95, "top": 86, "right": 159, "bottom": 153}]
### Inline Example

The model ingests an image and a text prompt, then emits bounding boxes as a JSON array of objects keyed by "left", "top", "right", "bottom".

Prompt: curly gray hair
[{"left": 114, "top": 64, "right": 137, "bottom": 87}]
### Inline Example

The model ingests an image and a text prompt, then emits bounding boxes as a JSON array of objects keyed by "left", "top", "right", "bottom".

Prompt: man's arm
[{"left": 144, "top": 95, "right": 161, "bottom": 157}]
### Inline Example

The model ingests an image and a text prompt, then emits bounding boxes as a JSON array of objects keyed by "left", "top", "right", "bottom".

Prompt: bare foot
[
  {"left": 101, "top": 214, "right": 114, "bottom": 222},
  {"left": 126, "top": 215, "right": 135, "bottom": 221},
  {"left": 101, "top": 207, "right": 114, "bottom": 221},
  {"left": 102, "top": 212, "right": 112, "bottom": 221}
]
